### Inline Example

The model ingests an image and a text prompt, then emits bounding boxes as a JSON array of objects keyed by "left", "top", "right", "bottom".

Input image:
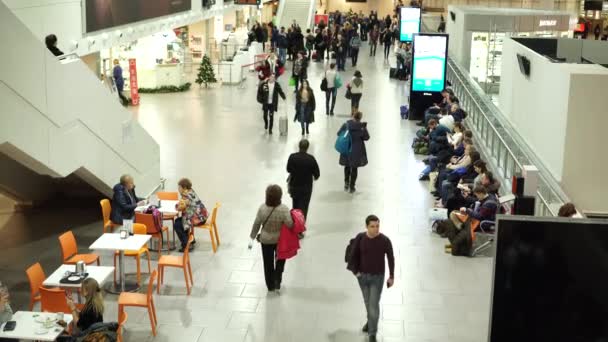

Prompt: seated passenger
[
  {"left": 447, "top": 122, "right": 464, "bottom": 148},
  {"left": 0, "top": 281, "right": 13, "bottom": 324},
  {"left": 110, "top": 174, "right": 146, "bottom": 225},
  {"left": 174, "top": 178, "right": 208, "bottom": 253},
  {"left": 435, "top": 187, "right": 498, "bottom": 241},
  {"left": 66, "top": 278, "right": 104, "bottom": 335}
]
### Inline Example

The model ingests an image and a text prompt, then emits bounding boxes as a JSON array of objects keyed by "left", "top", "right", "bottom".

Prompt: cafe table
[
  {"left": 89, "top": 233, "right": 150, "bottom": 294},
  {"left": 0, "top": 311, "right": 73, "bottom": 341},
  {"left": 43, "top": 264, "right": 114, "bottom": 301}
]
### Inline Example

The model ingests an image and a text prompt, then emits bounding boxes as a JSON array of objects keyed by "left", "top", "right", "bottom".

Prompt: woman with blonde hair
[{"left": 66, "top": 278, "right": 104, "bottom": 334}]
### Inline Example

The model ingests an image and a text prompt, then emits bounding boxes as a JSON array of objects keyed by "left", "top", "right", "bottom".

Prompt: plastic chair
[
  {"left": 192, "top": 203, "right": 221, "bottom": 253},
  {"left": 156, "top": 192, "right": 178, "bottom": 200},
  {"left": 100, "top": 199, "right": 119, "bottom": 233},
  {"left": 118, "top": 270, "right": 158, "bottom": 336},
  {"left": 59, "top": 231, "right": 100, "bottom": 265},
  {"left": 135, "top": 213, "right": 170, "bottom": 254},
  {"left": 40, "top": 287, "right": 72, "bottom": 314},
  {"left": 113, "top": 223, "right": 152, "bottom": 286},
  {"left": 158, "top": 236, "right": 194, "bottom": 295},
  {"left": 26, "top": 262, "right": 52, "bottom": 311},
  {"left": 117, "top": 311, "right": 128, "bottom": 342}
]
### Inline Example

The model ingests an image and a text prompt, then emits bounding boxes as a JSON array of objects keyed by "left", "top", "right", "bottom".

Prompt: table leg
[
  {"left": 104, "top": 250, "right": 141, "bottom": 294},
  {"left": 119, "top": 250, "right": 126, "bottom": 292}
]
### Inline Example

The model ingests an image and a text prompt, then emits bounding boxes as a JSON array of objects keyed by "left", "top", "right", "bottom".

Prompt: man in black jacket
[
  {"left": 256, "top": 74, "right": 286, "bottom": 134},
  {"left": 110, "top": 174, "right": 145, "bottom": 225},
  {"left": 286, "top": 139, "right": 320, "bottom": 225}
]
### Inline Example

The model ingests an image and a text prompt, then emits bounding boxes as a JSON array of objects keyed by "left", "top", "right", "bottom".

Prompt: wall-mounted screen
[
  {"left": 85, "top": 0, "right": 192, "bottom": 33},
  {"left": 411, "top": 34, "right": 448, "bottom": 92},
  {"left": 399, "top": 7, "right": 421, "bottom": 42},
  {"left": 490, "top": 216, "right": 608, "bottom": 341}
]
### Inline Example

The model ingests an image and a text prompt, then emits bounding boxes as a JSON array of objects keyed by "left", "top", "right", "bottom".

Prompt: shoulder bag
[{"left": 256, "top": 206, "right": 277, "bottom": 242}]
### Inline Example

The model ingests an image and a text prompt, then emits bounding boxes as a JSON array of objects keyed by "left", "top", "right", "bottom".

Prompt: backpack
[
  {"left": 344, "top": 232, "right": 364, "bottom": 263},
  {"left": 143, "top": 206, "right": 163, "bottom": 234},
  {"left": 293, "top": 60, "right": 303, "bottom": 76},
  {"left": 350, "top": 36, "right": 361, "bottom": 48},
  {"left": 335, "top": 123, "right": 352, "bottom": 154},
  {"left": 400, "top": 105, "right": 409, "bottom": 119}
]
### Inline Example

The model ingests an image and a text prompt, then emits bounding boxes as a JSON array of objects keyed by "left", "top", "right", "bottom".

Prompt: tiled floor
[{"left": 2, "top": 46, "right": 494, "bottom": 341}]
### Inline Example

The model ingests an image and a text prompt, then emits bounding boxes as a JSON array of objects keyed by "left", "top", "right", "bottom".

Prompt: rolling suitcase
[
  {"left": 389, "top": 67, "right": 397, "bottom": 79},
  {"left": 279, "top": 115, "right": 288, "bottom": 136}
]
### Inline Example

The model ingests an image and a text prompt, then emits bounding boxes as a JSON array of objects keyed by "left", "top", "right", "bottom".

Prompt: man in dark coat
[
  {"left": 286, "top": 139, "right": 320, "bottom": 227},
  {"left": 110, "top": 174, "right": 145, "bottom": 225},
  {"left": 256, "top": 74, "right": 286, "bottom": 134},
  {"left": 337, "top": 111, "right": 370, "bottom": 193}
]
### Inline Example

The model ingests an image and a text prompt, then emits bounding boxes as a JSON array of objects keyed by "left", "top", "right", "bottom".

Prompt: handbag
[
  {"left": 320, "top": 77, "right": 328, "bottom": 91},
  {"left": 335, "top": 122, "right": 352, "bottom": 154},
  {"left": 256, "top": 207, "right": 277, "bottom": 242},
  {"left": 345, "top": 86, "right": 352, "bottom": 100}
]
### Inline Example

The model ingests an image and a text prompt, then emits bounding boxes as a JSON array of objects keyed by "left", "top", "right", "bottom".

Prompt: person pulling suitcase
[{"left": 257, "top": 74, "right": 286, "bottom": 135}]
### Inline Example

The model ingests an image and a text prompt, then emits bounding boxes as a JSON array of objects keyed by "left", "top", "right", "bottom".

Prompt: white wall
[
  {"left": 499, "top": 37, "right": 608, "bottom": 187},
  {"left": 322, "top": 0, "right": 394, "bottom": 18},
  {"left": 561, "top": 74, "right": 608, "bottom": 213},
  {"left": 446, "top": 6, "right": 466, "bottom": 67}
]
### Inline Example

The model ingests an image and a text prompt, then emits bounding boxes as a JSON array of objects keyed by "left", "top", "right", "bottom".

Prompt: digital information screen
[
  {"left": 399, "top": 7, "right": 421, "bottom": 42},
  {"left": 411, "top": 34, "right": 448, "bottom": 92}
]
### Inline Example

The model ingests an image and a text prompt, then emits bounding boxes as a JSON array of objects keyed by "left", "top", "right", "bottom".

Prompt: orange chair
[
  {"left": 59, "top": 231, "right": 100, "bottom": 265},
  {"left": 100, "top": 199, "right": 119, "bottom": 233},
  {"left": 113, "top": 223, "right": 152, "bottom": 286},
  {"left": 26, "top": 262, "right": 51, "bottom": 310},
  {"left": 118, "top": 270, "right": 158, "bottom": 336},
  {"left": 40, "top": 287, "right": 79, "bottom": 314},
  {"left": 156, "top": 192, "right": 178, "bottom": 201},
  {"left": 117, "top": 311, "right": 128, "bottom": 342},
  {"left": 192, "top": 203, "right": 221, "bottom": 253},
  {"left": 158, "top": 236, "right": 194, "bottom": 295},
  {"left": 135, "top": 213, "right": 170, "bottom": 254}
]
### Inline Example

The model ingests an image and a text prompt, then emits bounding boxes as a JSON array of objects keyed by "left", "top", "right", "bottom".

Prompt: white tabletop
[
  {"left": 43, "top": 265, "right": 115, "bottom": 289},
  {"left": 0, "top": 311, "right": 73, "bottom": 341},
  {"left": 135, "top": 201, "right": 178, "bottom": 215},
  {"left": 89, "top": 233, "right": 151, "bottom": 251}
]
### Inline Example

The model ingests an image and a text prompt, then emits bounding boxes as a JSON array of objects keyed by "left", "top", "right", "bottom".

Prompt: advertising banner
[
  {"left": 128, "top": 59, "right": 139, "bottom": 106},
  {"left": 399, "top": 7, "right": 421, "bottom": 42},
  {"left": 411, "top": 34, "right": 448, "bottom": 93},
  {"left": 234, "top": 0, "right": 261, "bottom": 4},
  {"left": 315, "top": 14, "right": 329, "bottom": 26},
  {"left": 85, "top": 0, "right": 192, "bottom": 33}
]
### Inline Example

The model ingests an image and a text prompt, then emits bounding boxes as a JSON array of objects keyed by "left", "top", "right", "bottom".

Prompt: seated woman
[
  {"left": 437, "top": 151, "right": 481, "bottom": 206},
  {"left": 0, "top": 281, "right": 13, "bottom": 324},
  {"left": 66, "top": 278, "right": 103, "bottom": 335},
  {"left": 432, "top": 146, "right": 478, "bottom": 197},
  {"left": 174, "top": 178, "right": 208, "bottom": 253}
]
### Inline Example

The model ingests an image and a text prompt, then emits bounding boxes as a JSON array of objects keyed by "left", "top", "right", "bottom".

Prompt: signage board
[
  {"left": 399, "top": 7, "right": 421, "bottom": 42},
  {"left": 128, "top": 58, "right": 139, "bottom": 106},
  {"left": 411, "top": 34, "right": 448, "bottom": 93}
]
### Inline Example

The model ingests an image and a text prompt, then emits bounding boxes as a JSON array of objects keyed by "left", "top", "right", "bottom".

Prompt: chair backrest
[
  {"left": 132, "top": 223, "right": 147, "bottom": 235},
  {"left": 147, "top": 270, "right": 157, "bottom": 303},
  {"left": 26, "top": 262, "right": 46, "bottom": 298},
  {"left": 210, "top": 203, "right": 221, "bottom": 224},
  {"left": 156, "top": 192, "right": 178, "bottom": 200},
  {"left": 135, "top": 213, "right": 159, "bottom": 235},
  {"left": 58, "top": 231, "right": 78, "bottom": 262},
  {"left": 117, "top": 311, "right": 128, "bottom": 342},
  {"left": 40, "top": 287, "right": 71, "bottom": 314},
  {"left": 183, "top": 236, "right": 194, "bottom": 266},
  {"left": 100, "top": 199, "right": 112, "bottom": 223}
]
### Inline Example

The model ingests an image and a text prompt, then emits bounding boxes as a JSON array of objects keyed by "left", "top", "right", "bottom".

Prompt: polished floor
[{"left": 4, "top": 46, "right": 494, "bottom": 341}]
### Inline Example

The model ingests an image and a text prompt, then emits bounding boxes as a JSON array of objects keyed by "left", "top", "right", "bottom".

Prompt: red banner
[
  {"left": 315, "top": 14, "right": 329, "bottom": 26},
  {"left": 128, "top": 59, "right": 139, "bottom": 106}
]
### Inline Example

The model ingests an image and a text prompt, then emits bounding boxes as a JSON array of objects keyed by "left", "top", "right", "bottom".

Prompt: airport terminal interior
[{"left": 1, "top": 0, "right": 607, "bottom": 341}]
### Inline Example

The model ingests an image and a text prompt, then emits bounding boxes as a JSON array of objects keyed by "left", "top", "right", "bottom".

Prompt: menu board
[
  {"left": 411, "top": 34, "right": 448, "bottom": 93},
  {"left": 399, "top": 7, "right": 421, "bottom": 42}
]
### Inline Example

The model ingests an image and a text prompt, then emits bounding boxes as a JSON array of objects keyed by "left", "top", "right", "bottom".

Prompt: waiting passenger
[
  {"left": 0, "top": 281, "right": 13, "bottom": 324},
  {"left": 45, "top": 34, "right": 64, "bottom": 57},
  {"left": 249, "top": 185, "right": 294, "bottom": 293},
  {"left": 110, "top": 174, "right": 146, "bottom": 225},
  {"left": 174, "top": 178, "right": 208, "bottom": 253}
]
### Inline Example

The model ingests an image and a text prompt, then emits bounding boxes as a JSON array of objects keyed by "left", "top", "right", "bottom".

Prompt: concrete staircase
[{"left": 277, "top": 0, "right": 315, "bottom": 29}]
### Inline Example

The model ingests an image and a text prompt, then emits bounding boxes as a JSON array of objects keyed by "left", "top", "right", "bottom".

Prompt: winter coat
[
  {"left": 256, "top": 80, "right": 286, "bottom": 112},
  {"left": 338, "top": 120, "right": 370, "bottom": 167},
  {"left": 295, "top": 89, "right": 316, "bottom": 123},
  {"left": 277, "top": 209, "right": 306, "bottom": 260},
  {"left": 110, "top": 183, "right": 142, "bottom": 225}
]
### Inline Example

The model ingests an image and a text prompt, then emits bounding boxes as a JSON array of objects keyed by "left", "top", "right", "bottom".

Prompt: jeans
[
  {"left": 316, "top": 48, "right": 325, "bottom": 61},
  {"left": 351, "top": 93, "right": 362, "bottom": 111},
  {"left": 325, "top": 88, "right": 337, "bottom": 114},
  {"left": 370, "top": 43, "right": 377, "bottom": 56},
  {"left": 421, "top": 156, "right": 439, "bottom": 176},
  {"left": 173, "top": 217, "right": 189, "bottom": 248},
  {"left": 357, "top": 273, "right": 384, "bottom": 336},
  {"left": 344, "top": 166, "right": 358, "bottom": 188},
  {"left": 337, "top": 52, "right": 346, "bottom": 70},
  {"left": 290, "top": 186, "right": 312, "bottom": 218},
  {"left": 351, "top": 48, "right": 359, "bottom": 66},
  {"left": 278, "top": 48, "right": 287, "bottom": 64},
  {"left": 263, "top": 104, "right": 275, "bottom": 132},
  {"left": 117, "top": 90, "right": 128, "bottom": 106},
  {"left": 261, "top": 243, "right": 286, "bottom": 291},
  {"left": 384, "top": 43, "right": 391, "bottom": 59}
]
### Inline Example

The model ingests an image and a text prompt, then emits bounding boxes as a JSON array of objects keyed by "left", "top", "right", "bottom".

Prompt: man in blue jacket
[
  {"left": 110, "top": 174, "right": 145, "bottom": 225},
  {"left": 113, "top": 59, "right": 129, "bottom": 106}
]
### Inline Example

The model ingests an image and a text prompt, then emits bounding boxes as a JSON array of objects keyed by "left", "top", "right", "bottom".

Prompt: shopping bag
[
  {"left": 289, "top": 76, "right": 296, "bottom": 87},
  {"left": 335, "top": 73, "right": 343, "bottom": 88},
  {"left": 335, "top": 124, "right": 352, "bottom": 154}
]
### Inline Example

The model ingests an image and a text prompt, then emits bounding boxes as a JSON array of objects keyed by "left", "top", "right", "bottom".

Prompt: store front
[{"left": 447, "top": 6, "right": 575, "bottom": 99}]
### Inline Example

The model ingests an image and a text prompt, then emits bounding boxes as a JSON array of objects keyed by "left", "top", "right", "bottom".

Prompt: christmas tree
[{"left": 195, "top": 55, "right": 217, "bottom": 87}]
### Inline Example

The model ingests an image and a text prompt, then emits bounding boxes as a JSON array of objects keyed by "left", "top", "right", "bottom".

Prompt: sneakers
[
  {"left": 418, "top": 173, "right": 429, "bottom": 181},
  {"left": 362, "top": 323, "right": 368, "bottom": 333},
  {"left": 344, "top": 183, "right": 349, "bottom": 191},
  {"left": 369, "top": 335, "right": 377, "bottom": 342},
  {"left": 349, "top": 187, "right": 356, "bottom": 194}
]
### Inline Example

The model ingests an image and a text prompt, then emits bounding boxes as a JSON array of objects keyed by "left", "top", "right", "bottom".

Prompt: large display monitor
[
  {"left": 490, "top": 216, "right": 608, "bottom": 341},
  {"left": 85, "top": 0, "right": 192, "bottom": 33},
  {"left": 399, "top": 7, "right": 421, "bottom": 42},
  {"left": 411, "top": 33, "right": 448, "bottom": 92}
]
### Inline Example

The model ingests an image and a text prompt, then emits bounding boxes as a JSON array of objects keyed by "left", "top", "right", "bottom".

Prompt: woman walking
[
  {"left": 324, "top": 63, "right": 339, "bottom": 116},
  {"left": 249, "top": 185, "right": 294, "bottom": 293},
  {"left": 337, "top": 111, "right": 370, "bottom": 193},
  {"left": 295, "top": 80, "right": 316, "bottom": 135},
  {"left": 350, "top": 70, "right": 363, "bottom": 112}
]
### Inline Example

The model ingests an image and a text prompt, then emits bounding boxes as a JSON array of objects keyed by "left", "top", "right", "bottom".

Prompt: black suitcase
[{"left": 389, "top": 67, "right": 397, "bottom": 79}]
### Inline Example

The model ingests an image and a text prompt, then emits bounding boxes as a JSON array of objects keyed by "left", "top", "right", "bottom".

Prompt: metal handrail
[{"left": 145, "top": 178, "right": 167, "bottom": 198}]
